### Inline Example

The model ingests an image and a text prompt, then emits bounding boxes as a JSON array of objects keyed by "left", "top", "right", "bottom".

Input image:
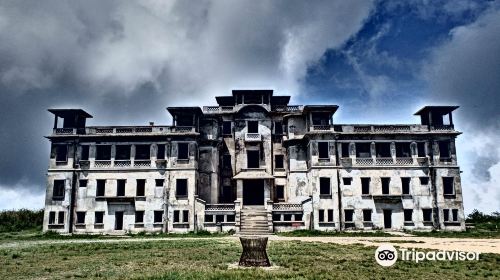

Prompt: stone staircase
[{"left": 239, "top": 206, "right": 272, "bottom": 235}]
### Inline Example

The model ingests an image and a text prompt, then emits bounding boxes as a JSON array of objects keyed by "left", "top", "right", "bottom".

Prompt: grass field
[{"left": 1, "top": 238, "right": 498, "bottom": 280}]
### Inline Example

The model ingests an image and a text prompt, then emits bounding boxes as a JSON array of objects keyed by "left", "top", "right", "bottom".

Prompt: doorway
[
  {"left": 243, "top": 180, "right": 264, "bottom": 205},
  {"left": 115, "top": 211, "right": 124, "bottom": 230},
  {"left": 383, "top": 209, "right": 392, "bottom": 229}
]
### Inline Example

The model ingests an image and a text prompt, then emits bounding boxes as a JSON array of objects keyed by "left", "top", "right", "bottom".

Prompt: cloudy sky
[{"left": 0, "top": 0, "right": 498, "bottom": 214}]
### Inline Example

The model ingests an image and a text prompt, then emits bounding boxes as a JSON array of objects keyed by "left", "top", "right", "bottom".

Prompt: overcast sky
[{"left": 0, "top": 0, "right": 498, "bottom": 214}]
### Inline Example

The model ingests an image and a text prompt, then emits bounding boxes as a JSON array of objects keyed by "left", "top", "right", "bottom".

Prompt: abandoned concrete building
[{"left": 43, "top": 90, "right": 465, "bottom": 234}]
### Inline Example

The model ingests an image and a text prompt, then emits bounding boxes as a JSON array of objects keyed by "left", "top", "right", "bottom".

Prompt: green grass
[
  {"left": 0, "top": 239, "right": 497, "bottom": 279},
  {"left": 276, "top": 229, "right": 393, "bottom": 237},
  {"left": 408, "top": 230, "right": 500, "bottom": 239},
  {"left": 0, "top": 229, "right": 230, "bottom": 244}
]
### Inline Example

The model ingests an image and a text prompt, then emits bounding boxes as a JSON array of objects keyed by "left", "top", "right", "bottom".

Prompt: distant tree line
[
  {"left": 0, "top": 209, "right": 44, "bottom": 232},
  {"left": 466, "top": 209, "right": 500, "bottom": 231}
]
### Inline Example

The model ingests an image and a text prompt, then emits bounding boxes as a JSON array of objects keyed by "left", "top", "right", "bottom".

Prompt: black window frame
[
  {"left": 49, "top": 211, "right": 56, "bottom": 224},
  {"left": 417, "top": 142, "right": 426, "bottom": 157},
  {"left": 154, "top": 211, "right": 163, "bottom": 223},
  {"left": 95, "top": 145, "right": 111, "bottom": 160},
  {"left": 443, "top": 177, "right": 455, "bottom": 195},
  {"left": 176, "top": 179, "right": 188, "bottom": 197},
  {"left": 452, "top": 209, "right": 458, "bottom": 221},
  {"left": 361, "top": 177, "right": 370, "bottom": 195},
  {"left": 52, "top": 180, "right": 65, "bottom": 200},
  {"left": 318, "top": 209, "right": 325, "bottom": 222},
  {"left": 177, "top": 143, "right": 189, "bottom": 160},
  {"left": 135, "top": 144, "right": 151, "bottom": 160},
  {"left": 182, "top": 210, "right": 189, "bottom": 223},
  {"left": 401, "top": 177, "right": 411, "bottom": 195},
  {"left": 342, "top": 177, "right": 352, "bottom": 185},
  {"left": 274, "top": 121, "right": 283, "bottom": 135},
  {"left": 96, "top": 179, "right": 106, "bottom": 197},
  {"left": 81, "top": 145, "right": 90, "bottom": 161},
  {"left": 136, "top": 179, "right": 145, "bottom": 196},
  {"left": 222, "top": 121, "right": 232, "bottom": 135},
  {"left": 117, "top": 179, "right": 126, "bottom": 196},
  {"left": 439, "top": 140, "right": 450, "bottom": 158},
  {"left": 79, "top": 179, "right": 88, "bottom": 188},
  {"left": 155, "top": 179, "right": 164, "bottom": 187},
  {"left": 344, "top": 209, "right": 354, "bottom": 222},
  {"left": 363, "top": 209, "right": 372, "bottom": 222},
  {"left": 247, "top": 150, "right": 260, "bottom": 168},
  {"left": 341, "top": 143, "right": 350, "bottom": 158},
  {"left": 115, "top": 145, "right": 131, "bottom": 160},
  {"left": 135, "top": 211, "right": 144, "bottom": 223},
  {"left": 247, "top": 121, "right": 258, "bottom": 133},
  {"left": 173, "top": 210, "right": 180, "bottom": 223},
  {"left": 318, "top": 141, "right": 329, "bottom": 159},
  {"left": 381, "top": 177, "right": 391, "bottom": 195},
  {"left": 356, "top": 142, "right": 371, "bottom": 158},
  {"left": 443, "top": 209, "right": 450, "bottom": 222},
  {"left": 76, "top": 211, "right": 86, "bottom": 224},
  {"left": 55, "top": 144, "right": 68, "bottom": 162},
  {"left": 58, "top": 211, "right": 65, "bottom": 224},
  {"left": 319, "top": 177, "right": 331, "bottom": 197},
  {"left": 95, "top": 211, "right": 104, "bottom": 224},
  {"left": 327, "top": 209, "right": 334, "bottom": 222},
  {"left": 274, "top": 155, "right": 284, "bottom": 169},
  {"left": 404, "top": 209, "right": 413, "bottom": 222},
  {"left": 422, "top": 209, "right": 432, "bottom": 222},
  {"left": 157, "top": 144, "right": 165, "bottom": 160},
  {"left": 419, "top": 177, "right": 429, "bottom": 185}
]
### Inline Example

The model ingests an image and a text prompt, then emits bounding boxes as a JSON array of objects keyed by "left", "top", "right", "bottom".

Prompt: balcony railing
[
  {"left": 375, "top": 157, "right": 394, "bottom": 165},
  {"left": 245, "top": 133, "right": 262, "bottom": 142},
  {"left": 53, "top": 128, "right": 76, "bottom": 134},
  {"left": 273, "top": 203, "right": 303, "bottom": 211},
  {"left": 431, "top": 125, "right": 454, "bottom": 131},
  {"left": 395, "top": 157, "right": 414, "bottom": 165},
  {"left": 311, "top": 125, "right": 333, "bottom": 131},
  {"left": 205, "top": 204, "right": 235, "bottom": 211},
  {"left": 272, "top": 105, "right": 303, "bottom": 112},
  {"left": 94, "top": 160, "right": 111, "bottom": 168},
  {"left": 355, "top": 158, "right": 373, "bottom": 165},
  {"left": 202, "top": 106, "right": 234, "bottom": 113},
  {"left": 114, "top": 160, "right": 131, "bottom": 167},
  {"left": 134, "top": 160, "right": 151, "bottom": 167}
]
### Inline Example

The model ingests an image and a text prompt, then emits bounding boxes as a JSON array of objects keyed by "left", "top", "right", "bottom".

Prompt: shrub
[{"left": 0, "top": 209, "right": 43, "bottom": 232}]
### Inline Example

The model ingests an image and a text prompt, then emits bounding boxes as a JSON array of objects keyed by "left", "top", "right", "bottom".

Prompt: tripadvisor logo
[{"left": 375, "top": 244, "right": 480, "bottom": 267}]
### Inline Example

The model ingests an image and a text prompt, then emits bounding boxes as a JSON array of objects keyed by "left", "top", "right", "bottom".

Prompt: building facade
[{"left": 43, "top": 90, "right": 465, "bottom": 234}]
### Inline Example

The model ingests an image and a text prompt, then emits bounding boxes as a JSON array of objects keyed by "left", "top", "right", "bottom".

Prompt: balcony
[
  {"left": 431, "top": 124, "right": 454, "bottom": 131},
  {"left": 395, "top": 157, "right": 414, "bottom": 165},
  {"left": 94, "top": 160, "right": 111, "bottom": 168},
  {"left": 53, "top": 128, "right": 77, "bottom": 134},
  {"left": 202, "top": 106, "right": 234, "bottom": 114},
  {"left": 134, "top": 160, "right": 151, "bottom": 167},
  {"left": 244, "top": 133, "right": 262, "bottom": 142},
  {"left": 272, "top": 105, "right": 303, "bottom": 112},
  {"left": 114, "top": 160, "right": 131, "bottom": 167},
  {"left": 310, "top": 125, "right": 334, "bottom": 132},
  {"left": 355, "top": 158, "right": 373, "bottom": 165}
]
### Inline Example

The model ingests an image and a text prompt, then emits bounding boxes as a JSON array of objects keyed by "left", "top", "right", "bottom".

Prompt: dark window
[
  {"left": 95, "top": 212, "right": 104, "bottom": 224},
  {"left": 76, "top": 212, "right": 85, "bottom": 224},
  {"left": 275, "top": 155, "right": 284, "bottom": 169},
  {"left": 96, "top": 180, "right": 106, "bottom": 197},
  {"left": 247, "top": 150, "right": 260, "bottom": 168},
  {"left": 319, "top": 177, "right": 330, "bottom": 196},
  {"left": 222, "top": 121, "right": 232, "bottom": 135},
  {"left": 227, "top": 214, "right": 235, "bottom": 222},
  {"left": 443, "top": 209, "right": 450, "bottom": 222},
  {"left": 157, "top": 144, "right": 165, "bottom": 159},
  {"left": 154, "top": 211, "right": 163, "bottom": 223},
  {"left": 276, "top": 185, "right": 284, "bottom": 200},
  {"left": 155, "top": 179, "right": 164, "bottom": 187},
  {"left": 344, "top": 210, "right": 354, "bottom": 222},
  {"left": 135, "top": 211, "right": 144, "bottom": 223},
  {"left": 173, "top": 210, "right": 180, "bottom": 223},
  {"left": 115, "top": 145, "right": 131, "bottom": 160},
  {"left": 439, "top": 141, "right": 450, "bottom": 158},
  {"left": 205, "top": 214, "right": 214, "bottom": 223},
  {"left": 247, "top": 121, "right": 258, "bottom": 133},
  {"left": 401, "top": 177, "right": 411, "bottom": 195},
  {"left": 135, "top": 145, "right": 150, "bottom": 160},
  {"left": 328, "top": 209, "right": 334, "bottom": 222},
  {"left": 396, "top": 142, "right": 411, "bottom": 157},
  {"left": 417, "top": 142, "right": 426, "bottom": 157},
  {"left": 361, "top": 177, "right": 370, "bottom": 195},
  {"left": 376, "top": 143, "right": 391, "bottom": 157},
  {"left": 381, "top": 177, "right": 390, "bottom": 195},
  {"left": 96, "top": 145, "right": 111, "bottom": 160},
  {"left": 176, "top": 179, "right": 188, "bottom": 197},
  {"left": 452, "top": 209, "right": 458, "bottom": 221},
  {"left": 244, "top": 94, "right": 261, "bottom": 104},
  {"left": 79, "top": 179, "right": 88, "bottom": 188},
  {"left": 58, "top": 211, "right": 65, "bottom": 224},
  {"left": 274, "top": 121, "right": 283, "bottom": 135},
  {"left": 49, "top": 211, "right": 56, "bottom": 224},
  {"left": 295, "top": 214, "right": 303, "bottom": 221},
  {"left": 81, "top": 145, "right": 89, "bottom": 160},
  {"left": 177, "top": 143, "right": 189, "bottom": 160},
  {"left": 422, "top": 209, "right": 432, "bottom": 222},
  {"left": 283, "top": 214, "right": 292, "bottom": 221},
  {"left": 404, "top": 209, "right": 413, "bottom": 222},
  {"left": 216, "top": 215, "right": 224, "bottom": 223},
  {"left": 136, "top": 179, "right": 145, "bottom": 196},
  {"left": 117, "top": 179, "right": 126, "bottom": 196},
  {"left": 223, "top": 154, "right": 231, "bottom": 168},
  {"left": 318, "top": 209, "right": 325, "bottom": 222},
  {"left": 53, "top": 180, "right": 65, "bottom": 200},
  {"left": 318, "top": 142, "right": 329, "bottom": 159},
  {"left": 419, "top": 177, "right": 429, "bottom": 185},
  {"left": 443, "top": 177, "right": 454, "bottom": 195},
  {"left": 341, "top": 143, "right": 350, "bottom": 158},
  {"left": 356, "top": 143, "right": 371, "bottom": 158},
  {"left": 343, "top": 178, "right": 352, "bottom": 185},
  {"left": 273, "top": 214, "right": 281, "bottom": 221},
  {"left": 55, "top": 145, "right": 68, "bottom": 162},
  {"left": 311, "top": 112, "right": 330, "bottom": 125},
  {"left": 182, "top": 210, "right": 189, "bottom": 223},
  {"left": 363, "top": 209, "right": 372, "bottom": 222}
]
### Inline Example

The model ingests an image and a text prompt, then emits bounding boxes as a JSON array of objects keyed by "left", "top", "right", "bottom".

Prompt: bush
[{"left": 0, "top": 209, "right": 44, "bottom": 232}]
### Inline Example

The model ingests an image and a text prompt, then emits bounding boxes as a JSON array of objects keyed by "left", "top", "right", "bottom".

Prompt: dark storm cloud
[{"left": 0, "top": 0, "right": 374, "bottom": 209}]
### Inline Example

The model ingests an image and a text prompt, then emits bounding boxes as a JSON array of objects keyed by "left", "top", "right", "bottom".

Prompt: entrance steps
[{"left": 238, "top": 206, "right": 272, "bottom": 235}]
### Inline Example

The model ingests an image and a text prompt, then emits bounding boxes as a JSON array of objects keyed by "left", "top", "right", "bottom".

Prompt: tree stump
[{"left": 239, "top": 236, "right": 271, "bottom": 267}]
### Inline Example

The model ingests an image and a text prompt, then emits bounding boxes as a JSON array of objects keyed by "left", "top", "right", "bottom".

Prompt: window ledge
[
  {"left": 404, "top": 222, "right": 414, "bottom": 226},
  {"left": 319, "top": 194, "right": 332, "bottom": 199},
  {"left": 176, "top": 195, "right": 188, "bottom": 200},
  {"left": 443, "top": 194, "right": 456, "bottom": 199}
]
